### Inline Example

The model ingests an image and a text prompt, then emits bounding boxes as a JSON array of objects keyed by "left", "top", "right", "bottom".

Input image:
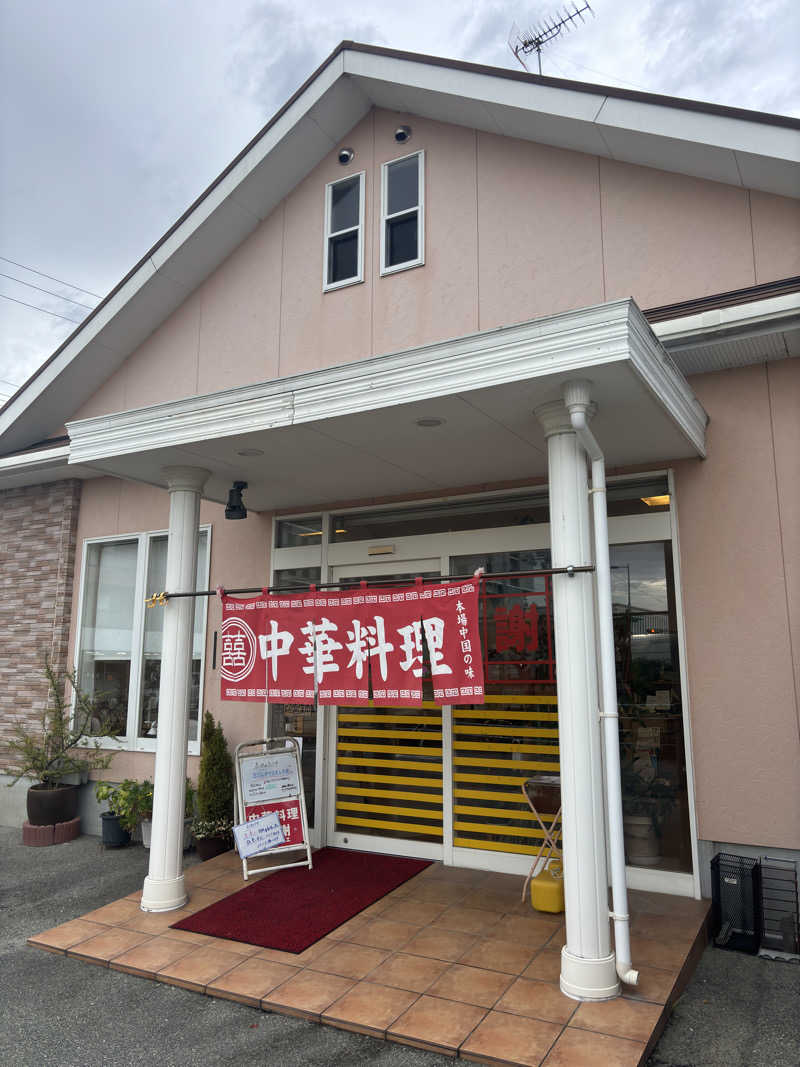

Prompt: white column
[
  {"left": 535, "top": 401, "right": 618, "bottom": 1001},
  {"left": 141, "top": 466, "right": 210, "bottom": 913}
]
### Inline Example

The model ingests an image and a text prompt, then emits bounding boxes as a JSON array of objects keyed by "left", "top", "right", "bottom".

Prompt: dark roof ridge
[{"left": 645, "top": 275, "right": 800, "bottom": 323}]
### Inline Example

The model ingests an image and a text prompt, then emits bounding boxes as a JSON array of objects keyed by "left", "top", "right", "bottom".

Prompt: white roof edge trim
[
  {"left": 0, "top": 444, "right": 71, "bottom": 474},
  {"left": 653, "top": 291, "right": 800, "bottom": 345},
  {"left": 342, "top": 49, "right": 800, "bottom": 160},
  {"left": 67, "top": 299, "right": 707, "bottom": 466},
  {"left": 625, "top": 304, "right": 708, "bottom": 458}
]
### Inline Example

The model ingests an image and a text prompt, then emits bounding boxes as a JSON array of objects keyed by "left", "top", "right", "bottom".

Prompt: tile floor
[{"left": 28, "top": 851, "right": 709, "bottom": 1066}]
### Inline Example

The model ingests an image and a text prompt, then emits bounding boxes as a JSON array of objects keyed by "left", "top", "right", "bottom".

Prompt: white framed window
[
  {"left": 323, "top": 171, "right": 365, "bottom": 291},
  {"left": 74, "top": 526, "right": 211, "bottom": 755},
  {"left": 380, "top": 150, "right": 424, "bottom": 275}
]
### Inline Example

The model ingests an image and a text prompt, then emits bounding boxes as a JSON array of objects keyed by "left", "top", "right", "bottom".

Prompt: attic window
[
  {"left": 381, "top": 151, "right": 424, "bottom": 274},
  {"left": 324, "top": 172, "right": 365, "bottom": 291}
]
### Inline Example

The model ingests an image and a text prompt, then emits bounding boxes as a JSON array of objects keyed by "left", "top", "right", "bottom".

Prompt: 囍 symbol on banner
[{"left": 220, "top": 617, "right": 257, "bottom": 682}]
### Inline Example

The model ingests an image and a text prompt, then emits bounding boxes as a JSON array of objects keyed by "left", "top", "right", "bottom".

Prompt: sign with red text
[
  {"left": 242, "top": 799, "right": 305, "bottom": 847},
  {"left": 219, "top": 581, "right": 484, "bottom": 706}
]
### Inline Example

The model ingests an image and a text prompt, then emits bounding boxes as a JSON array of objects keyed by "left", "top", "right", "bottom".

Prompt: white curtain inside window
[
  {"left": 81, "top": 540, "right": 138, "bottom": 656},
  {"left": 138, "top": 532, "right": 208, "bottom": 740}
]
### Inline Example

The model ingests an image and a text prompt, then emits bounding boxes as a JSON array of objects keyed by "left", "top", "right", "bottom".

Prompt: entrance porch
[
  {"left": 29, "top": 849, "right": 709, "bottom": 1066},
  {"left": 65, "top": 296, "right": 708, "bottom": 1003}
]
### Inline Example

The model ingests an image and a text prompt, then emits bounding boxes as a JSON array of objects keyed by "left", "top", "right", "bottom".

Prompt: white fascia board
[
  {"left": 733, "top": 151, "right": 800, "bottom": 200},
  {"left": 0, "top": 444, "right": 70, "bottom": 473},
  {"left": 0, "top": 445, "right": 101, "bottom": 490},
  {"left": 653, "top": 292, "right": 800, "bottom": 345},
  {"left": 597, "top": 126, "right": 741, "bottom": 187},
  {"left": 596, "top": 96, "right": 800, "bottom": 163},
  {"left": 346, "top": 49, "right": 799, "bottom": 187},
  {"left": 482, "top": 100, "right": 611, "bottom": 157},
  {"left": 345, "top": 50, "right": 606, "bottom": 127},
  {"left": 68, "top": 390, "right": 294, "bottom": 463},
  {"left": 291, "top": 302, "right": 634, "bottom": 423},
  {"left": 625, "top": 305, "right": 709, "bottom": 458},
  {"left": 67, "top": 299, "right": 707, "bottom": 465}
]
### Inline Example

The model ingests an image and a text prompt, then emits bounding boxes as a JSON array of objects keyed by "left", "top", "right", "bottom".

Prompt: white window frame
[
  {"left": 323, "top": 170, "right": 365, "bottom": 292},
  {"left": 72, "top": 525, "right": 211, "bottom": 756},
  {"left": 380, "top": 149, "right": 425, "bottom": 276}
]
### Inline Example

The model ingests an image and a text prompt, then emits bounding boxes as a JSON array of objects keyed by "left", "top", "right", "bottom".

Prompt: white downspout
[{"left": 562, "top": 380, "right": 639, "bottom": 987}]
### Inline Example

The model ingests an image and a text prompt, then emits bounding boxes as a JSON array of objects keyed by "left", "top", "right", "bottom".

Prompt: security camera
[
  {"left": 394, "top": 125, "right": 412, "bottom": 144},
  {"left": 337, "top": 146, "right": 354, "bottom": 165}
]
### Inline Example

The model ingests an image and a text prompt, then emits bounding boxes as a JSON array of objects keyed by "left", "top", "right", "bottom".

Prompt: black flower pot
[
  {"left": 26, "top": 783, "right": 79, "bottom": 826},
  {"left": 100, "top": 811, "right": 131, "bottom": 848},
  {"left": 195, "top": 835, "right": 230, "bottom": 861}
]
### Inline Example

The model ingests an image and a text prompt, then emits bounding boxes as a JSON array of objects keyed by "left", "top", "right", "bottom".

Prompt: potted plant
[
  {"left": 621, "top": 755, "right": 677, "bottom": 866},
  {"left": 3, "top": 658, "right": 115, "bottom": 827},
  {"left": 192, "top": 711, "right": 234, "bottom": 860},
  {"left": 95, "top": 778, "right": 152, "bottom": 847},
  {"left": 140, "top": 778, "right": 195, "bottom": 851}
]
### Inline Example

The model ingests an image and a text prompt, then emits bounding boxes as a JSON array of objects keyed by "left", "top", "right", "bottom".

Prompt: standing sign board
[{"left": 233, "top": 737, "right": 312, "bottom": 880}]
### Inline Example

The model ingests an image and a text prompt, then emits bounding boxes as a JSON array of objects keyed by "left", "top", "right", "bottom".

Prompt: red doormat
[{"left": 171, "top": 848, "right": 431, "bottom": 952}]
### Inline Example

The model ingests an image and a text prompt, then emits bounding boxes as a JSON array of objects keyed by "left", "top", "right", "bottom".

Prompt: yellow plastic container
[{"left": 530, "top": 861, "right": 565, "bottom": 913}]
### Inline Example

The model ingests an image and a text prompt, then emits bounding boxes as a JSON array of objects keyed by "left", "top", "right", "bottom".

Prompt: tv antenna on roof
[{"left": 510, "top": 2, "right": 594, "bottom": 76}]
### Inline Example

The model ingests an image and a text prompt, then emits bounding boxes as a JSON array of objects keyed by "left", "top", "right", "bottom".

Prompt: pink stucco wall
[
  {"left": 68, "top": 478, "right": 274, "bottom": 779},
  {"left": 71, "top": 109, "right": 798, "bottom": 421},
  {"left": 673, "top": 360, "right": 800, "bottom": 849},
  {"left": 61, "top": 109, "right": 800, "bottom": 856}
]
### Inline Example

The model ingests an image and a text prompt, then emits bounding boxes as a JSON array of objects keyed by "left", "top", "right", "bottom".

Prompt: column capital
[
  {"left": 162, "top": 466, "right": 211, "bottom": 494},
  {"left": 534, "top": 399, "right": 574, "bottom": 438}
]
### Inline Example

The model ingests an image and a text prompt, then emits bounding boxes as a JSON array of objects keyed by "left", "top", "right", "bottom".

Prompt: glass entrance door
[
  {"left": 326, "top": 561, "right": 446, "bottom": 860},
  {"left": 449, "top": 550, "right": 560, "bottom": 874},
  {"left": 315, "top": 531, "right": 693, "bottom": 887}
]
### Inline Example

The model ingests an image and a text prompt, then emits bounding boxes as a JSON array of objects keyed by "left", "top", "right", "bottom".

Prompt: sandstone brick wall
[{"left": 0, "top": 479, "right": 82, "bottom": 771}]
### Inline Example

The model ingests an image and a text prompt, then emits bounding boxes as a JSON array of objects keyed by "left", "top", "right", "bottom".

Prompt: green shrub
[
  {"left": 3, "top": 659, "right": 116, "bottom": 787},
  {"left": 194, "top": 712, "right": 233, "bottom": 837}
]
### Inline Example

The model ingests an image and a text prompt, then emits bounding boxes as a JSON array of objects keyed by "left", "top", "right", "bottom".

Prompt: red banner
[
  {"left": 244, "top": 799, "right": 304, "bottom": 847},
  {"left": 219, "top": 580, "right": 484, "bottom": 706}
]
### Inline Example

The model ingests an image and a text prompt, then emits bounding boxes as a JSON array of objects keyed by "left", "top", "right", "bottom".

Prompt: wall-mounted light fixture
[{"left": 225, "top": 481, "right": 248, "bottom": 520}]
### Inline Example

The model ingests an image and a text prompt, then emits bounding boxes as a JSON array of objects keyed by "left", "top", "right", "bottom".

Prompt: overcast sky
[{"left": 1, "top": 0, "right": 797, "bottom": 405}]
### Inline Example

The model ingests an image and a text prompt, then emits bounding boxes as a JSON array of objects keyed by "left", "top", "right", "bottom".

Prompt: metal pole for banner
[
  {"left": 234, "top": 736, "right": 313, "bottom": 880},
  {"left": 145, "top": 565, "right": 594, "bottom": 605}
]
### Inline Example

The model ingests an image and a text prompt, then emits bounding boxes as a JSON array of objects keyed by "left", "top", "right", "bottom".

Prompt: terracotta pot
[{"left": 26, "top": 783, "right": 79, "bottom": 826}]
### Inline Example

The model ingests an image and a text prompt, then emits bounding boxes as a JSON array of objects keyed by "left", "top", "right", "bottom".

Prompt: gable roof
[{"left": 2, "top": 40, "right": 799, "bottom": 457}]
